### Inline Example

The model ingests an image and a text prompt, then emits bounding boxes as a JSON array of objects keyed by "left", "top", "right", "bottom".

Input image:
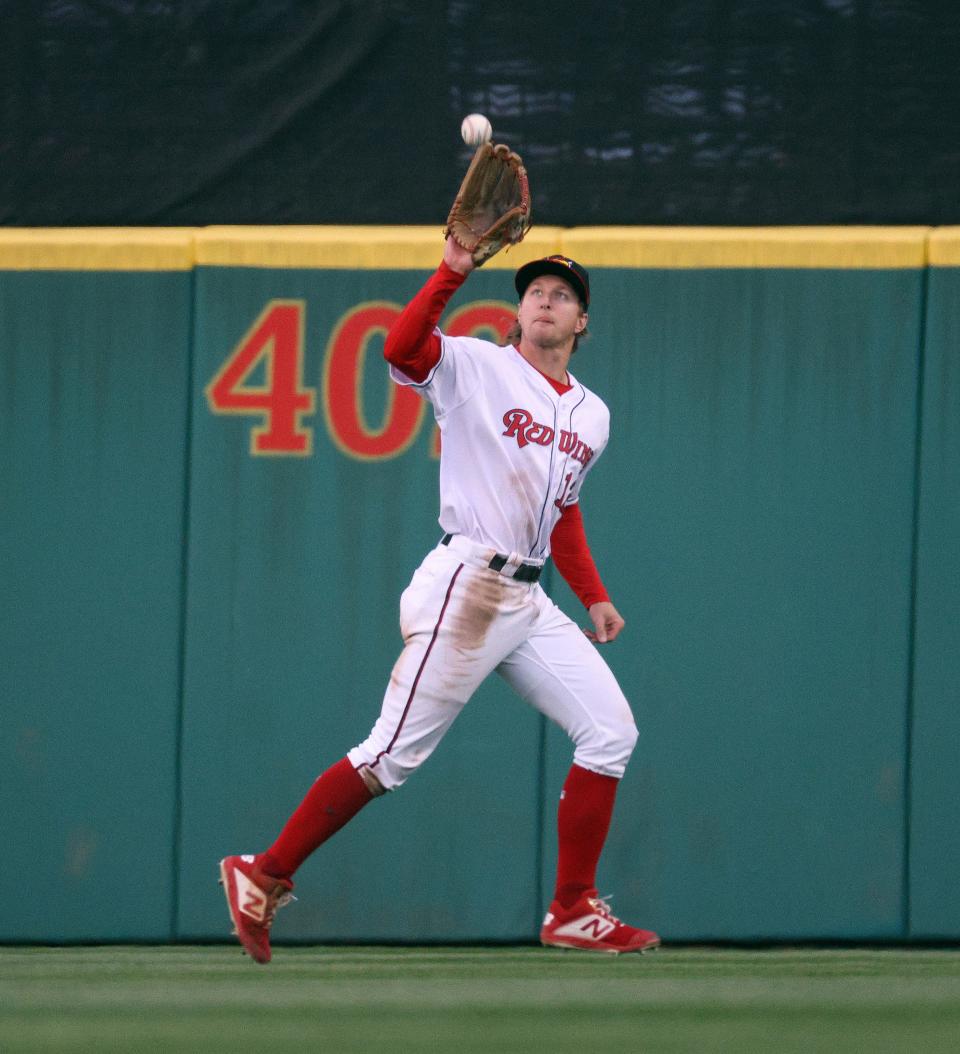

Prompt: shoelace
[
  {"left": 587, "top": 894, "right": 621, "bottom": 926},
  {"left": 263, "top": 888, "right": 296, "bottom": 928}
]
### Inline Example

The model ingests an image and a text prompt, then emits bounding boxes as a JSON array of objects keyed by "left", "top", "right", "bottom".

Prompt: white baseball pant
[{"left": 347, "top": 534, "right": 638, "bottom": 790}]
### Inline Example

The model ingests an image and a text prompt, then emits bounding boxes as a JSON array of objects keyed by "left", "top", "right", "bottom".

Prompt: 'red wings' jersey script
[{"left": 390, "top": 334, "right": 610, "bottom": 560}]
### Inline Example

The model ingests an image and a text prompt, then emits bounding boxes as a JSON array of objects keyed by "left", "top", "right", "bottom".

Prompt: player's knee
[
  {"left": 356, "top": 752, "right": 421, "bottom": 792},
  {"left": 622, "top": 717, "right": 640, "bottom": 758},
  {"left": 608, "top": 717, "right": 639, "bottom": 769},
  {"left": 357, "top": 765, "right": 387, "bottom": 797},
  {"left": 575, "top": 716, "right": 638, "bottom": 776}
]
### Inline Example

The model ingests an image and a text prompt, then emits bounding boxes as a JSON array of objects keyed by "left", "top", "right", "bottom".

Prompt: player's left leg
[{"left": 496, "top": 597, "right": 660, "bottom": 954}]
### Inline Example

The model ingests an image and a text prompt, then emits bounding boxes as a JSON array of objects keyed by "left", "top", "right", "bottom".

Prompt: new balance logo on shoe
[
  {"left": 580, "top": 917, "right": 616, "bottom": 939},
  {"left": 235, "top": 869, "right": 267, "bottom": 921},
  {"left": 219, "top": 855, "right": 295, "bottom": 965},
  {"left": 550, "top": 914, "right": 616, "bottom": 941}
]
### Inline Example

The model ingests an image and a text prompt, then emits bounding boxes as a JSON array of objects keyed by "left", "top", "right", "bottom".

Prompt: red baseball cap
[{"left": 514, "top": 254, "right": 590, "bottom": 307}]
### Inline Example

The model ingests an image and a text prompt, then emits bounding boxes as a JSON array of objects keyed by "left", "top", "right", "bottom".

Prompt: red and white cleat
[
  {"left": 219, "top": 855, "right": 294, "bottom": 964},
  {"left": 540, "top": 893, "right": 660, "bottom": 955}
]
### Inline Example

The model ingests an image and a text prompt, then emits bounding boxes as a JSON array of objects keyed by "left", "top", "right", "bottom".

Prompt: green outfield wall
[
  {"left": 908, "top": 230, "right": 960, "bottom": 938},
  {"left": 0, "top": 231, "right": 195, "bottom": 940},
  {"left": 2, "top": 226, "right": 957, "bottom": 944}
]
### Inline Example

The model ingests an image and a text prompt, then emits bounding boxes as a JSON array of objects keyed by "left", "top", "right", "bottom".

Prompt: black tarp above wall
[{"left": 2, "top": 0, "right": 959, "bottom": 226}]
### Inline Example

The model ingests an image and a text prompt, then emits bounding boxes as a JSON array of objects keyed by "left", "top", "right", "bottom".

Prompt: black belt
[{"left": 441, "top": 533, "right": 542, "bottom": 583}]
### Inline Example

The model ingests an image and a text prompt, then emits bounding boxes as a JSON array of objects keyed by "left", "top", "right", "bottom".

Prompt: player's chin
[
  {"left": 529, "top": 329, "right": 565, "bottom": 350},
  {"left": 528, "top": 321, "right": 554, "bottom": 337}
]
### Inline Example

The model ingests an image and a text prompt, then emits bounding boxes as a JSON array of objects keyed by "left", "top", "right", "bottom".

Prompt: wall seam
[
  {"left": 170, "top": 262, "right": 199, "bottom": 941},
  {"left": 902, "top": 258, "right": 931, "bottom": 939}
]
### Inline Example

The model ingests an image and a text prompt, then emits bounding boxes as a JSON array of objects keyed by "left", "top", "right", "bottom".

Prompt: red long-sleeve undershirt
[
  {"left": 382, "top": 260, "right": 463, "bottom": 382},
  {"left": 383, "top": 262, "right": 610, "bottom": 609},
  {"left": 550, "top": 502, "right": 610, "bottom": 609}
]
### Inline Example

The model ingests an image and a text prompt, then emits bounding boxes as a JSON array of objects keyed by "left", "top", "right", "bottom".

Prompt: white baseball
[{"left": 461, "top": 113, "right": 492, "bottom": 147}]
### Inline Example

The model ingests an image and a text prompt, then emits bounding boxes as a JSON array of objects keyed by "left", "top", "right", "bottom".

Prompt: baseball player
[{"left": 220, "top": 234, "right": 660, "bottom": 961}]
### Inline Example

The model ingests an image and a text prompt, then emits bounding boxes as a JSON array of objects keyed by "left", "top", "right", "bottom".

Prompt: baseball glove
[{"left": 446, "top": 143, "right": 531, "bottom": 266}]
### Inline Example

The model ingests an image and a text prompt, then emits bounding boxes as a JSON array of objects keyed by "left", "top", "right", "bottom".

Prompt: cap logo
[{"left": 514, "top": 254, "right": 589, "bottom": 306}]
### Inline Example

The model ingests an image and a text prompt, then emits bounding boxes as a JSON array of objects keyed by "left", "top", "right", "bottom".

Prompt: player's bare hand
[
  {"left": 585, "top": 602, "right": 625, "bottom": 644},
  {"left": 443, "top": 234, "right": 476, "bottom": 275}
]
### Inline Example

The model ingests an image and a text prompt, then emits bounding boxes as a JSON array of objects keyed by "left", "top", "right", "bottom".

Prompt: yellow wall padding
[
  {"left": 0, "top": 225, "right": 942, "bottom": 271},
  {"left": 561, "top": 226, "right": 931, "bottom": 269},
  {"left": 928, "top": 227, "right": 960, "bottom": 266},
  {"left": 0, "top": 228, "right": 197, "bottom": 270},
  {"left": 194, "top": 226, "right": 566, "bottom": 269}
]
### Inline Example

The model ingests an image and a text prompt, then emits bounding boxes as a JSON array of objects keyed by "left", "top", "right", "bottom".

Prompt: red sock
[
  {"left": 258, "top": 757, "right": 373, "bottom": 880},
  {"left": 553, "top": 764, "right": 619, "bottom": 910}
]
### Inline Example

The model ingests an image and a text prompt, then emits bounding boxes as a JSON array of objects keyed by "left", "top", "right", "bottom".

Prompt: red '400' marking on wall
[
  {"left": 323, "top": 302, "right": 423, "bottom": 461},
  {"left": 208, "top": 299, "right": 516, "bottom": 459},
  {"left": 205, "top": 300, "right": 315, "bottom": 455}
]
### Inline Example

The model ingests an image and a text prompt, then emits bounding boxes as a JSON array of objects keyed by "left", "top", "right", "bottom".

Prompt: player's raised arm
[
  {"left": 384, "top": 138, "right": 531, "bottom": 381},
  {"left": 382, "top": 249, "right": 467, "bottom": 383},
  {"left": 443, "top": 234, "right": 475, "bottom": 275}
]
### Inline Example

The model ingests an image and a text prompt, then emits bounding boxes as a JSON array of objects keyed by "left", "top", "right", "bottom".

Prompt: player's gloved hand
[
  {"left": 585, "top": 602, "right": 625, "bottom": 644},
  {"left": 443, "top": 234, "right": 476, "bottom": 275},
  {"left": 445, "top": 142, "right": 531, "bottom": 266}
]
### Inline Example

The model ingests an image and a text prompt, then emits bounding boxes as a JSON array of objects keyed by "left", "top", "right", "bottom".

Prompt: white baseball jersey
[
  {"left": 390, "top": 334, "right": 610, "bottom": 560},
  {"left": 347, "top": 329, "right": 636, "bottom": 791}
]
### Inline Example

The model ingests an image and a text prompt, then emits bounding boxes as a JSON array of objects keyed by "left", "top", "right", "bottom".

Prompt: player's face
[{"left": 517, "top": 276, "right": 588, "bottom": 350}]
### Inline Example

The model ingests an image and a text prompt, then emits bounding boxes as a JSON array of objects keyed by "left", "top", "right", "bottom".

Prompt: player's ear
[{"left": 575, "top": 311, "right": 588, "bottom": 333}]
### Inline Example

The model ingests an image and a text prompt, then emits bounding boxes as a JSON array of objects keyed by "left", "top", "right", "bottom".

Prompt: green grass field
[{"left": 2, "top": 945, "right": 959, "bottom": 1053}]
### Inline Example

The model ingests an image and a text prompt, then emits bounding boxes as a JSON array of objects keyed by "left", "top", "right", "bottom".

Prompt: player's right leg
[
  {"left": 346, "top": 544, "right": 534, "bottom": 790},
  {"left": 220, "top": 543, "right": 531, "bottom": 960},
  {"left": 219, "top": 756, "right": 375, "bottom": 962},
  {"left": 219, "top": 854, "right": 294, "bottom": 964}
]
